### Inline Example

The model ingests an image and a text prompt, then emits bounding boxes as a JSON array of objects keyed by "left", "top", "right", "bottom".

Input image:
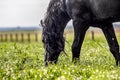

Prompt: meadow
[{"left": 0, "top": 30, "right": 120, "bottom": 80}]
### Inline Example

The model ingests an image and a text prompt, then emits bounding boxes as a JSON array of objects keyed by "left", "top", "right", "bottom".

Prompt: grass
[{"left": 0, "top": 32, "right": 120, "bottom": 80}]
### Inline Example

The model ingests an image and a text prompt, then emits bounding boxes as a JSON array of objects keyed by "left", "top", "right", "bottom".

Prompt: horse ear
[{"left": 40, "top": 20, "right": 45, "bottom": 27}]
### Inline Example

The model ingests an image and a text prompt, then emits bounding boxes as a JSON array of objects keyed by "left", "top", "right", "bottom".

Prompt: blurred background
[
  {"left": 0, "top": 0, "right": 119, "bottom": 42},
  {"left": 0, "top": 0, "right": 50, "bottom": 42}
]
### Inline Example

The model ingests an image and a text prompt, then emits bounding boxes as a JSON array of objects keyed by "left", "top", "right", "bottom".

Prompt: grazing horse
[{"left": 41, "top": 0, "right": 120, "bottom": 66}]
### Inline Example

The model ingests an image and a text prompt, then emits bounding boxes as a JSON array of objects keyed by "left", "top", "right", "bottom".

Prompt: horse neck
[
  {"left": 46, "top": 11, "right": 70, "bottom": 34},
  {"left": 46, "top": 0, "right": 70, "bottom": 31}
]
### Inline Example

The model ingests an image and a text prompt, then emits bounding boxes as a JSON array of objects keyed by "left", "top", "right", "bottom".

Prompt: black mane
[
  {"left": 44, "top": 0, "right": 66, "bottom": 27},
  {"left": 47, "top": 0, "right": 62, "bottom": 12},
  {"left": 42, "top": 0, "right": 69, "bottom": 57}
]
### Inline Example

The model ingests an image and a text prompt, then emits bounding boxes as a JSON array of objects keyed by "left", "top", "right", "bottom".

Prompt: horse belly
[{"left": 89, "top": 0, "right": 120, "bottom": 19}]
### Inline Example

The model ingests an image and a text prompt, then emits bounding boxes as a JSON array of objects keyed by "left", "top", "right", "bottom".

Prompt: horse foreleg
[
  {"left": 72, "top": 20, "right": 89, "bottom": 62},
  {"left": 102, "top": 24, "right": 120, "bottom": 66}
]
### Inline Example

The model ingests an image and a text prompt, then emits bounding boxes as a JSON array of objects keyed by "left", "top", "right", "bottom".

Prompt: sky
[
  {"left": 0, "top": 0, "right": 119, "bottom": 27},
  {"left": 0, "top": 0, "right": 49, "bottom": 27}
]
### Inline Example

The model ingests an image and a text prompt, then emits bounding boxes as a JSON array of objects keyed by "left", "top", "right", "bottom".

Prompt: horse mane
[
  {"left": 47, "top": 0, "right": 64, "bottom": 13},
  {"left": 47, "top": 0, "right": 60, "bottom": 11},
  {"left": 42, "top": 0, "right": 68, "bottom": 54},
  {"left": 44, "top": 0, "right": 66, "bottom": 27},
  {"left": 42, "top": 0, "right": 71, "bottom": 57}
]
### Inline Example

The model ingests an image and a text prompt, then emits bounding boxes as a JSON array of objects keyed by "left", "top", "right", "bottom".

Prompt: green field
[{"left": 0, "top": 32, "right": 120, "bottom": 80}]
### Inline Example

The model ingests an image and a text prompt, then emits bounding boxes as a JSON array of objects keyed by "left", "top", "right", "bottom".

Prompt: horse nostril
[
  {"left": 54, "top": 60, "right": 57, "bottom": 64},
  {"left": 45, "top": 62, "right": 48, "bottom": 66},
  {"left": 45, "top": 60, "right": 57, "bottom": 66},
  {"left": 45, "top": 61, "right": 50, "bottom": 66}
]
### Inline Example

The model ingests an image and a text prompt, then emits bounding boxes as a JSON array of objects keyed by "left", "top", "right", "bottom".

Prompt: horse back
[
  {"left": 66, "top": 0, "right": 120, "bottom": 20},
  {"left": 87, "top": 0, "right": 120, "bottom": 19}
]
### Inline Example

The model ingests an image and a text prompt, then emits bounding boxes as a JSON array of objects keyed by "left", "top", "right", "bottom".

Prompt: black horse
[{"left": 41, "top": 0, "right": 120, "bottom": 66}]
